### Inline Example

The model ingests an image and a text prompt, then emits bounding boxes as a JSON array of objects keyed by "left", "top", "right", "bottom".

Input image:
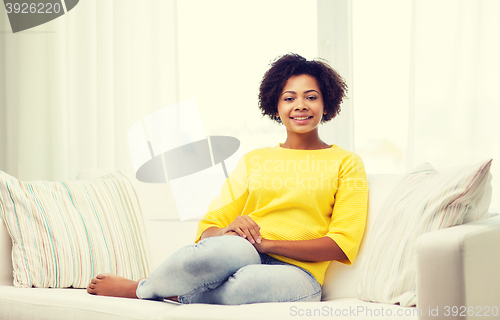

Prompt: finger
[
  {"left": 242, "top": 216, "right": 261, "bottom": 243},
  {"left": 223, "top": 225, "right": 241, "bottom": 237},
  {"left": 231, "top": 227, "right": 246, "bottom": 238},
  {"left": 248, "top": 225, "right": 262, "bottom": 244},
  {"left": 228, "top": 216, "right": 258, "bottom": 242},
  {"left": 243, "top": 225, "right": 262, "bottom": 244},
  {"left": 240, "top": 225, "right": 260, "bottom": 244},
  {"left": 238, "top": 224, "right": 258, "bottom": 244}
]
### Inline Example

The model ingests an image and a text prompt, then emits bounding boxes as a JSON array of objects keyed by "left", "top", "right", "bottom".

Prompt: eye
[
  {"left": 307, "top": 96, "right": 318, "bottom": 100},
  {"left": 283, "top": 97, "right": 294, "bottom": 102}
]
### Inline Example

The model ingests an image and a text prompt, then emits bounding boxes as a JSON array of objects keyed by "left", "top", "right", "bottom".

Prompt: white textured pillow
[
  {"left": 356, "top": 159, "right": 492, "bottom": 306},
  {"left": 322, "top": 174, "right": 403, "bottom": 300},
  {"left": 0, "top": 171, "right": 150, "bottom": 288}
]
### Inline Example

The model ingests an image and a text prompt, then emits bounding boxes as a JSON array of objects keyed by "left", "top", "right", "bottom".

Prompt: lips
[
  {"left": 290, "top": 116, "right": 313, "bottom": 125},
  {"left": 290, "top": 116, "right": 313, "bottom": 120}
]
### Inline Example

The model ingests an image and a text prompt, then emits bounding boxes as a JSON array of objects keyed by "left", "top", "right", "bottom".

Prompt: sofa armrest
[{"left": 416, "top": 215, "right": 500, "bottom": 320}]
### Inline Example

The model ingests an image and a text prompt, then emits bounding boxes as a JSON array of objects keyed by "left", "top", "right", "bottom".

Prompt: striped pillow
[
  {"left": 356, "top": 159, "right": 492, "bottom": 307},
  {"left": 0, "top": 171, "right": 150, "bottom": 288}
]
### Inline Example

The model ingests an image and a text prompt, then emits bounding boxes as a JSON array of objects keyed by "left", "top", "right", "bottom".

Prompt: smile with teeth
[{"left": 291, "top": 116, "right": 313, "bottom": 120}]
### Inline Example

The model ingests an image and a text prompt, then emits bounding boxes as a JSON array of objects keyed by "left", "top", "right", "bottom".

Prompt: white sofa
[{"left": 1, "top": 170, "right": 499, "bottom": 320}]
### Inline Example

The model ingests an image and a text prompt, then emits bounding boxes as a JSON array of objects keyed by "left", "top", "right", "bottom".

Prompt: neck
[{"left": 281, "top": 130, "right": 330, "bottom": 150}]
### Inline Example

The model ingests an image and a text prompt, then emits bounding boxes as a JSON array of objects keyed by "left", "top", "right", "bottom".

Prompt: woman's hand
[{"left": 222, "top": 216, "right": 261, "bottom": 244}]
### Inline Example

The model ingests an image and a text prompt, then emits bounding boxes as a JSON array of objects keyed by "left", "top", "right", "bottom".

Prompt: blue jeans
[{"left": 136, "top": 235, "right": 322, "bottom": 304}]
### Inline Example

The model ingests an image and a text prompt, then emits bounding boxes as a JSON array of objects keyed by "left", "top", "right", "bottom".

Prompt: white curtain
[
  {"left": 409, "top": 0, "right": 500, "bottom": 171},
  {"left": 7, "top": 0, "right": 494, "bottom": 209},
  {"left": 353, "top": 0, "right": 500, "bottom": 211},
  {"left": 0, "top": 0, "right": 179, "bottom": 181},
  {"left": 409, "top": 0, "right": 500, "bottom": 212},
  {"left": 1, "top": 0, "right": 328, "bottom": 182}
]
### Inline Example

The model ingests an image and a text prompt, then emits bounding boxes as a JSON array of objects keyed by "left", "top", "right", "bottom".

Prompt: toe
[{"left": 87, "top": 285, "right": 95, "bottom": 294}]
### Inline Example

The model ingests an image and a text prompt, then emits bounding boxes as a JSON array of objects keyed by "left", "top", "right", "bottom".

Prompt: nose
[
  {"left": 295, "top": 98, "right": 309, "bottom": 111},
  {"left": 295, "top": 105, "right": 309, "bottom": 111}
]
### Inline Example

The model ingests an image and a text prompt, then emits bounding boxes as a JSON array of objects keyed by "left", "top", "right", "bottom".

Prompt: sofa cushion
[
  {"left": 356, "top": 159, "right": 492, "bottom": 307},
  {"left": 0, "top": 285, "right": 420, "bottom": 320},
  {"left": 0, "top": 286, "right": 179, "bottom": 320},
  {"left": 166, "top": 298, "right": 420, "bottom": 320},
  {"left": 0, "top": 170, "right": 150, "bottom": 288},
  {"left": 76, "top": 169, "right": 194, "bottom": 270},
  {"left": 322, "top": 173, "right": 402, "bottom": 300}
]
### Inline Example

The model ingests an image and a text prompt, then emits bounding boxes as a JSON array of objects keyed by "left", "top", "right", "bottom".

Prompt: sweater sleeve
[
  {"left": 325, "top": 152, "right": 368, "bottom": 265},
  {"left": 195, "top": 155, "right": 249, "bottom": 242}
]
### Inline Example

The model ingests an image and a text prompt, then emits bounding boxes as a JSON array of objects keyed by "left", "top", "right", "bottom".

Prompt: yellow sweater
[{"left": 195, "top": 144, "right": 368, "bottom": 285}]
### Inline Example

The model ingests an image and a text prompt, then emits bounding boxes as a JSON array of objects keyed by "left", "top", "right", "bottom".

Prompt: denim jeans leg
[
  {"left": 179, "top": 263, "right": 322, "bottom": 304},
  {"left": 136, "top": 235, "right": 261, "bottom": 301}
]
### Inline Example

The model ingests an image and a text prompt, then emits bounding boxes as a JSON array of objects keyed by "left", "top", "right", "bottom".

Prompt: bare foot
[{"left": 87, "top": 274, "right": 139, "bottom": 298}]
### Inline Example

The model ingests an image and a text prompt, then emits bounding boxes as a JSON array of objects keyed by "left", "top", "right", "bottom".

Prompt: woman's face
[{"left": 276, "top": 74, "right": 326, "bottom": 135}]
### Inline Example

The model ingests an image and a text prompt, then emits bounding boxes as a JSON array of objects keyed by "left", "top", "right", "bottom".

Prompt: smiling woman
[
  {"left": 258, "top": 53, "right": 347, "bottom": 150},
  {"left": 277, "top": 75, "right": 326, "bottom": 137},
  {"left": 86, "top": 53, "right": 368, "bottom": 305},
  {"left": 258, "top": 53, "right": 346, "bottom": 126}
]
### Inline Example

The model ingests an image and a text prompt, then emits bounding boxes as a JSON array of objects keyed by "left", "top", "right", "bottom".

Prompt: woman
[{"left": 87, "top": 53, "right": 368, "bottom": 304}]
